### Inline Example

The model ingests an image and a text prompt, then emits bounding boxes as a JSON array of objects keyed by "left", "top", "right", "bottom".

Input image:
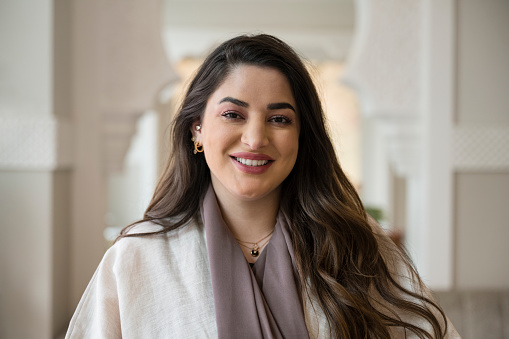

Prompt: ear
[{"left": 190, "top": 120, "right": 202, "bottom": 140}]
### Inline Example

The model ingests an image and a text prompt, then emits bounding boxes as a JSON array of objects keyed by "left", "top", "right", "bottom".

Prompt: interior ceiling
[{"left": 161, "top": 0, "right": 356, "bottom": 62}]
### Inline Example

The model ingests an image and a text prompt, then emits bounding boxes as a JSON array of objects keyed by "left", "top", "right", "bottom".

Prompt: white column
[
  {"left": 419, "top": 0, "right": 455, "bottom": 289},
  {"left": 343, "top": 0, "right": 455, "bottom": 289},
  {"left": 70, "top": 0, "right": 178, "bottom": 310},
  {"left": 0, "top": 0, "right": 72, "bottom": 338},
  {"left": 0, "top": 0, "right": 178, "bottom": 337}
]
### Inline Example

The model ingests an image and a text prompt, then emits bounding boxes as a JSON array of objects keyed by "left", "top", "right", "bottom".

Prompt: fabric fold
[{"left": 201, "top": 186, "right": 309, "bottom": 339}]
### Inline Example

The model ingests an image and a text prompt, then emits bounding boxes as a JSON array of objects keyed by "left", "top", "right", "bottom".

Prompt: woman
[{"left": 66, "top": 34, "right": 459, "bottom": 338}]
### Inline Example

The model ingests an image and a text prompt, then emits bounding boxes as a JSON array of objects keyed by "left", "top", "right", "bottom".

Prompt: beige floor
[{"left": 434, "top": 290, "right": 509, "bottom": 339}]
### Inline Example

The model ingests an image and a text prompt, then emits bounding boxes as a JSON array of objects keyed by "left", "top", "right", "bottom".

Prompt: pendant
[{"left": 251, "top": 243, "right": 260, "bottom": 257}]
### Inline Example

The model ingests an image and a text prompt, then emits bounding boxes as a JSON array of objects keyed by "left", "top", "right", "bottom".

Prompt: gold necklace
[{"left": 235, "top": 229, "right": 274, "bottom": 257}]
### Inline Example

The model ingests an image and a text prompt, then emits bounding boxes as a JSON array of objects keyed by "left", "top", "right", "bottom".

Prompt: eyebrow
[
  {"left": 219, "top": 97, "right": 248, "bottom": 107},
  {"left": 267, "top": 102, "right": 296, "bottom": 112},
  {"left": 219, "top": 96, "right": 296, "bottom": 112}
]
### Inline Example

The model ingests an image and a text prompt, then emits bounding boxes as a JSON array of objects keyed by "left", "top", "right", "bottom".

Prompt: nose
[{"left": 241, "top": 119, "right": 269, "bottom": 150}]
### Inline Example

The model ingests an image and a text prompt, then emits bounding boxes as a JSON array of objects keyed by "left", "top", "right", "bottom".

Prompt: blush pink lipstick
[{"left": 229, "top": 152, "right": 274, "bottom": 174}]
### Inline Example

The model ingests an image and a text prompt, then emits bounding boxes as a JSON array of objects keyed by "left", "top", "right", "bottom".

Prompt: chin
[
  {"left": 233, "top": 190, "right": 268, "bottom": 201},
  {"left": 230, "top": 185, "right": 277, "bottom": 202}
]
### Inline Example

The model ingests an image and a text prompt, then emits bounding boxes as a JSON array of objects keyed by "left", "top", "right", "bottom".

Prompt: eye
[
  {"left": 268, "top": 115, "right": 292, "bottom": 125},
  {"left": 221, "top": 111, "right": 244, "bottom": 120}
]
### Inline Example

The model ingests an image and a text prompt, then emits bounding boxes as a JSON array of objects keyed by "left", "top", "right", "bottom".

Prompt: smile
[{"left": 234, "top": 157, "right": 270, "bottom": 167}]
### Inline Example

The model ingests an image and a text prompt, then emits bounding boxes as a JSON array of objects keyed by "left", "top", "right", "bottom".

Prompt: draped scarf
[{"left": 200, "top": 186, "right": 310, "bottom": 338}]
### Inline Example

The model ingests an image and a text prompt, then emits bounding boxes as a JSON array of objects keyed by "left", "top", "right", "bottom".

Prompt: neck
[{"left": 212, "top": 185, "right": 280, "bottom": 245}]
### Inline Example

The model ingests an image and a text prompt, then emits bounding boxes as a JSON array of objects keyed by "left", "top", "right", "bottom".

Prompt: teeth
[{"left": 235, "top": 157, "right": 269, "bottom": 166}]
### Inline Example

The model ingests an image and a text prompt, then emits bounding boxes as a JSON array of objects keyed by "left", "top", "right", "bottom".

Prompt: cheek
[
  {"left": 289, "top": 137, "right": 300, "bottom": 167},
  {"left": 201, "top": 128, "right": 236, "bottom": 166},
  {"left": 203, "top": 129, "right": 229, "bottom": 149},
  {"left": 281, "top": 133, "right": 299, "bottom": 156}
]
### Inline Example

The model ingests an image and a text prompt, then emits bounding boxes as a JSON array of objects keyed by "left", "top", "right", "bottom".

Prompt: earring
[
  {"left": 195, "top": 125, "right": 201, "bottom": 131},
  {"left": 191, "top": 136, "right": 203, "bottom": 154}
]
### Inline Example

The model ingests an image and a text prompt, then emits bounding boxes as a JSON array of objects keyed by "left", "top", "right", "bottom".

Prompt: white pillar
[
  {"left": 0, "top": 0, "right": 177, "bottom": 337},
  {"left": 70, "top": 0, "right": 178, "bottom": 309},
  {"left": 343, "top": 0, "right": 455, "bottom": 289},
  {"left": 419, "top": 0, "right": 455, "bottom": 289},
  {"left": 0, "top": 0, "right": 72, "bottom": 337}
]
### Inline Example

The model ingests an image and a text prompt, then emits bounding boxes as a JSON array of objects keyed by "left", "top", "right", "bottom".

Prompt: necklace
[{"left": 235, "top": 229, "right": 275, "bottom": 257}]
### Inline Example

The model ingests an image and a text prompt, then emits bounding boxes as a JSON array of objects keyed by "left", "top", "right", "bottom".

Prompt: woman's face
[{"left": 193, "top": 64, "right": 299, "bottom": 203}]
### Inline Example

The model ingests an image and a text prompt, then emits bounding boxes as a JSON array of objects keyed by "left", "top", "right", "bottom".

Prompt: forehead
[{"left": 207, "top": 65, "right": 296, "bottom": 106}]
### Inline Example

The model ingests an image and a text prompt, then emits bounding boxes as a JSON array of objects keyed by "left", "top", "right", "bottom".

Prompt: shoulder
[
  {"left": 118, "top": 216, "right": 203, "bottom": 244},
  {"left": 91, "top": 216, "right": 209, "bottom": 294},
  {"left": 66, "top": 215, "right": 216, "bottom": 337},
  {"left": 106, "top": 217, "right": 205, "bottom": 270}
]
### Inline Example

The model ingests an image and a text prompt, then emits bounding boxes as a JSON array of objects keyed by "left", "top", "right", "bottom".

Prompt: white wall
[
  {"left": 0, "top": 0, "right": 52, "bottom": 116},
  {"left": 0, "top": 172, "right": 53, "bottom": 338},
  {"left": 456, "top": 0, "right": 509, "bottom": 125},
  {"left": 454, "top": 0, "right": 509, "bottom": 289},
  {"left": 455, "top": 173, "right": 509, "bottom": 289}
]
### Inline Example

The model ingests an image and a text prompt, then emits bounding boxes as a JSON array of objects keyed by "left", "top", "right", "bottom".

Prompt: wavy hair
[{"left": 119, "top": 34, "right": 447, "bottom": 338}]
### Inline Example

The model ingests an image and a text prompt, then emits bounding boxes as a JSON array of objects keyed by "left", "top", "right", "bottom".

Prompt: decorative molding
[
  {"left": 161, "top": 0, "right": 355, "bottom": 62},
  {"left": 0, "top": 115, "right": 73, "bottom": 170},
  {"left": 378, "top": 119, "right": 423, "bottom": 177},
  {"left": 453, "top": 126, "right": 509, "bottom": 171},
  {"left": 346, "top": 0, "right": 457, "bottom": 289},
  {"left": 95, "top": 0, "right": 179, "bottom": 173},
  {"left": 97, "top": 0, "right": 178, "bottom": 114},
  {"left": 102, "top": 111, "right": 145, "bottom": 173},
  {"left": 163, "top": 27, "right": 354, "bottom": 62},
  {"left": 342, "top": 0, "right": 423, "bottom": 116}
]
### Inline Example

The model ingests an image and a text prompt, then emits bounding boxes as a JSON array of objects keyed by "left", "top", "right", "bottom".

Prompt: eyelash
[
  {"left": 221, "top": 111, "right": 243, "bottom": 120},
  {"left": 221, "top": 111, "right": 292, "bottom": 125},
  {"left": 268, "top": 115, "right": 292, "bottom": 125}
]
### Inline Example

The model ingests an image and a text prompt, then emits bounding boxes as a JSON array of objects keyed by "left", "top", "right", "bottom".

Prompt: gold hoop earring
[
  {"left": 194, "top": 141, "right": 204, "bottom": 154},
  {"left": 191, "top": 136, "right": 204, "bottom": 154}
]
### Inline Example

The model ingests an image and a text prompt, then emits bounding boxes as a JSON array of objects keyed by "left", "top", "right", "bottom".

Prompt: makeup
[{"left": 230, "top": 152, "right": 274, "bottom": 174}]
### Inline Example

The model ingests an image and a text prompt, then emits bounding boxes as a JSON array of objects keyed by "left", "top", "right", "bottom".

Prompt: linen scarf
[{"left": 201, "top": 186, "right": 310, "bottom": 338}]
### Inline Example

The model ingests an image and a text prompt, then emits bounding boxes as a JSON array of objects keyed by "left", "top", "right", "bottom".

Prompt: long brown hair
[{"left": 119, "top": 34, "right": 447, "bottom": 338}]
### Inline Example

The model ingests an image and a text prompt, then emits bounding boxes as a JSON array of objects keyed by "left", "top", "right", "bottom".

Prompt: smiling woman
[
  {"left": 195, "top": 65, "right": 299, "bottom": 207},
  {"left": 66, "top": 34, "right": 460, "bottom": 338}
]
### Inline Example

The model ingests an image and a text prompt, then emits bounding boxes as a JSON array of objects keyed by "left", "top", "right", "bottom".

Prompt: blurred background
[{"left": 0, "top": 0, "right": 508, "bottom": 338}]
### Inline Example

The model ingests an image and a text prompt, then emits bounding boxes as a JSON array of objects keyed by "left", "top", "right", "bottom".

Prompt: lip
[
  {"left": 230, "top": 154, "right": 274, "bottom": 175},
  {"left": 229, "top": 152, "right": 274, "bottom": 161}
]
